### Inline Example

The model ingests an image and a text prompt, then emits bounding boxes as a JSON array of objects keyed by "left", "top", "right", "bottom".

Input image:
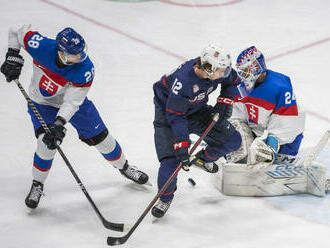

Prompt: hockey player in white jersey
[
  {"left": 230, "top": 46, "right": 305, "bottom": 166},
  {"left": 0, "top": 25, "right": 149, "bottom": 209},
  {"left": 214, "top": 46, "right": 330, "bottom": 197}
]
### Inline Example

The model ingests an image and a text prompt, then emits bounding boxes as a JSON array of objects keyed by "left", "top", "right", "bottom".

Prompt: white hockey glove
[{"left": 248, "top": 132, "right": 279, "bottom": 165}]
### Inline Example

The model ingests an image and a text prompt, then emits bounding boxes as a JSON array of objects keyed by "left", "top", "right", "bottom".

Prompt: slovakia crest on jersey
[
  {"left": 246, "top": 103, "right": 259, "bottom": 123},
  {"left": 39, "top": 75, "right": 59, "bottom": 97}
]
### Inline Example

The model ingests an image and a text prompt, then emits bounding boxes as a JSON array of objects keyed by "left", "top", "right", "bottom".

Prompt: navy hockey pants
[{"left": 154, "top": 105, "right": 241, "bottom": 202}]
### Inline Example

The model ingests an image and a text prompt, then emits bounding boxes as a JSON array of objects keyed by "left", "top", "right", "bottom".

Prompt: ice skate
[
  {"left": 25, "top": 180, "right": 44, "bottom": 209},
  {"left": 119, "top": 161, "right": 150, "bottom": 185},
  {"left": 151, "top": 199, "right": 172, "bottom": 218},
  {"left": 191, "top": 150, "right": 219, "bottom": 173}
]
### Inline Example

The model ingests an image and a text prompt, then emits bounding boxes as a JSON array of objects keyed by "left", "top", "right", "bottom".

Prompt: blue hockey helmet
[
  {"left": 236, "top": 46, "right": 266, "bottom": 91},
  {"left": 56, "top": 27, "right": 87, "bottom": 64}
]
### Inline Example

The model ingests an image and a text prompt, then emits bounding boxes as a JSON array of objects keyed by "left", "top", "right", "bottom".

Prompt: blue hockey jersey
[
  {"left": 153, "top": 58, "right": 239, "bottom": 141},
  {"left": 8, "top": 25, "right": 95, "bottom": 121}
]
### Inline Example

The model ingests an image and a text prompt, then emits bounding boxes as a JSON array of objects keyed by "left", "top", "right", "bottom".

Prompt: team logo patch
[
  {"left": 193, "top": 84, "right": 199, "bottom": 93},
  {"left": 39, "top": 75, "right": 59, "bottom": 97},
  {"left": 246, "top": 103, "right": 259, "bottom": 123}
]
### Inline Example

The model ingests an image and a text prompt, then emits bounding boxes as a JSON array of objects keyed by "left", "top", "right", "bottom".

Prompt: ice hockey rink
[{"left": 1, "top": 0, "right": 330, "bottom": 247}]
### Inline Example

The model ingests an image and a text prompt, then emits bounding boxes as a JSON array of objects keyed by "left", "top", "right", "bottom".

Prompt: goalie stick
[
  {"left": 14, "top": 79, "right": 127, "bottom": 232},
  {"left": 303, "top": 130, "right": 330, "bottom": 167},
  {"left": 107, "top": 113, "right": 220, "bottom": 246}
]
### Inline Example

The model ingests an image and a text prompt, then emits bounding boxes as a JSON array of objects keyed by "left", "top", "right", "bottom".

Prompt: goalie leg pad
[{"left": 215, "top": 161, "right": 327, "bottom": 197}]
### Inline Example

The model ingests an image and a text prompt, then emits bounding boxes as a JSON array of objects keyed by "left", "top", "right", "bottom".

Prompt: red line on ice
[
  {"left": 39, "top": 0, "right": 186, "bottom": 61},
  {"left": 39, "top": 0, "right": 330, "bottom": 123}
]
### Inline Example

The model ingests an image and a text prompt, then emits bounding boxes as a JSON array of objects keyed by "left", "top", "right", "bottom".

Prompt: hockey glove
[
  {"left": 42, "top": 117, "right": 67, "bottom": 150},
  {"left": 0, "top": 48, "right": 24, "bottom": 82},
  {"left": 173, "top": 141, "right": 191, "bottom": 167},
  {"left": 249, "top": 133, "right": 279, "bottom": 165},
  {"left": 213, "top": 96, "right": 234, "bottom": 120}
]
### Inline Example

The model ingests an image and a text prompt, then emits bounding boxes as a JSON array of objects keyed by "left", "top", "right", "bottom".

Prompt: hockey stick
[
  {"left": 14, "top": 79, "right": 127, "bottom": 232},
  {"left": 303, "top": 130, "right": 330, "bottom": 167},
  {"left": 107, "top": 113, "right": 220, "bottom": 246}
]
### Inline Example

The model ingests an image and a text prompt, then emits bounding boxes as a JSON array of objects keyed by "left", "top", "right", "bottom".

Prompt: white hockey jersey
[{"left": 231, "top": 70, "right": 305, "bottom": 145}]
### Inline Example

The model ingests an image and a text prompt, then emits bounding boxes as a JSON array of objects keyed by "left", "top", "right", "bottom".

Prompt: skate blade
[
  {"left": 25, "top": 207, "right": 36, "bottom": 215},
  {"left": 192, "top": 164, "right": 210, "bottom": 173},
  {"left": 144, "top": 181, "right": 153, "bottom": 187},
  {"left": 152, "top": 217, "right": 161, "bottom": 223}
]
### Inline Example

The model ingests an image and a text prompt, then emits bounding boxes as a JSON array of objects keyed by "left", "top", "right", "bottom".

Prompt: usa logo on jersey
[{"left": 39, "top": 75, "right": 59, "bottom": 97}]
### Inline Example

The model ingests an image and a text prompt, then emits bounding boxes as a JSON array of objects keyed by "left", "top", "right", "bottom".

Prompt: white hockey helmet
[{"left": 200, "top": 44, "right": 232, "bottom": 77}]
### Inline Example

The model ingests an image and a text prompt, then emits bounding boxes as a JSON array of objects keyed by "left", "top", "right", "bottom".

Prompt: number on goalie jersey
[
  {"left": 229, "top": 46, "right": 305, "bottom": 165},
  {"left": 1, "top": 25, "right": 149, "bottom": 210}
]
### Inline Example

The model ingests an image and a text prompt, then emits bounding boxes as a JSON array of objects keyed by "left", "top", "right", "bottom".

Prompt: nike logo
[{"left": 95, "top": 124, "right": 100, "bottom": 129}]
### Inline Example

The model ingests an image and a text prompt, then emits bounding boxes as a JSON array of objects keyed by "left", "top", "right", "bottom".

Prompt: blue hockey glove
[
  {"left": 173, "top": 140, "right": 190, "bottom": 167},
  {"left": 42, "top": 117, "right": 67, "bottom": 150},
  {"left": 0, "top": 48, "right": 24, "bottom": 82}
]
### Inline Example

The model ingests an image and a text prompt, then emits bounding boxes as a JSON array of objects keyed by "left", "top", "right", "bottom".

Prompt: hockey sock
[
  {"left": 95, "top": 133, "right": 127, "bottom": 169},
  {"left": 32, "top": 134, "right": 56, "bottom": 183},
  {"left": 158, "top": 157, "right": 178, "bottom": 202}
]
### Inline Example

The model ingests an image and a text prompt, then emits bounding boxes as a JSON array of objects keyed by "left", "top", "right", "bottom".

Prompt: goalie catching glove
[{"left": 248, "top": 132, "right": 279, "bottom": 165}]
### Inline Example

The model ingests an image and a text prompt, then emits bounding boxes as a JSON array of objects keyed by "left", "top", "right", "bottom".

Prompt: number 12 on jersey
[{"left": 171, "top": 78, "right": 182, "bottom": 95}]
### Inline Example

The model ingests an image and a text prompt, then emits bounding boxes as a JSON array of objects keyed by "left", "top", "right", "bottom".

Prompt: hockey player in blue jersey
[
  {"left": 0, "top": 25, "right": 149, "bottom": 209},
  {"left": 151, "top": 44, "right": 242, "bottom": 218},
  {"left": 226, "top": 46, "right": 305, "bottom": 167}
]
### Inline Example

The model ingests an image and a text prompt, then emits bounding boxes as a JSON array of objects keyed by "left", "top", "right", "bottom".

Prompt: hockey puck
[{"left": 188, "top": 178, "right": 196, "bottom": 186}]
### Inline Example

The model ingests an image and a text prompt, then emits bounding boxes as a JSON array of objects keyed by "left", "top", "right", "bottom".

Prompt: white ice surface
[{"left": 0, "top": 0, "right": 330, "bottom": 247}]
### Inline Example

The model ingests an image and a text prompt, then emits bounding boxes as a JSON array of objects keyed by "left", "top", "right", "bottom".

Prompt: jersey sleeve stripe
[
  {"left": 273, "top": 105, "right": 298, "bottom": 116},
  {"left": 166, "top": 108, "right": 185, "bottom": 115},
  {"left": 70, "top": 81, "right": 92, "bottom": 88},
  {"left": 23, "top": 31, "right": 37, "bottom": 49}
]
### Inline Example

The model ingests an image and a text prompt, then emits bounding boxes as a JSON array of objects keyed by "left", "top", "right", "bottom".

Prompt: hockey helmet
[
  {"left": 56, "top": 27, "right": 87, "bottom": 64},
  {"left": 236, "top": 46, "right": 267, "bottom": 91},
  {"left": 200, "top": 44, "right": 232, "bottom": 78}
]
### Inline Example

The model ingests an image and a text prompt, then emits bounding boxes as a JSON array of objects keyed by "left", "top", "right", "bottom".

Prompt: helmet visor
[{"left": 59, "top": 45, "right": 88, "bottom": 65}]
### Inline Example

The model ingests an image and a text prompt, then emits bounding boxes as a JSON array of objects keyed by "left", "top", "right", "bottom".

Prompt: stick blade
[
  {"left": 103, "top": 219, "right": 126, "bottom": 232},
  {"left": 107, "top": 236, "right": 128, "bottom": 246}
]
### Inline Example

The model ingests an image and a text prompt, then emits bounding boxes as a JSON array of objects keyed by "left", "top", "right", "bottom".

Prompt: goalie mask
[
  {"left": 236, "top": 46, "right": 267, "bottom": 92},
  {"left": 56, "top": 27, "right": 88, "bottom": 65},
  {"left": 200, "top": 44, "right": 232, "bottom": 78}
]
